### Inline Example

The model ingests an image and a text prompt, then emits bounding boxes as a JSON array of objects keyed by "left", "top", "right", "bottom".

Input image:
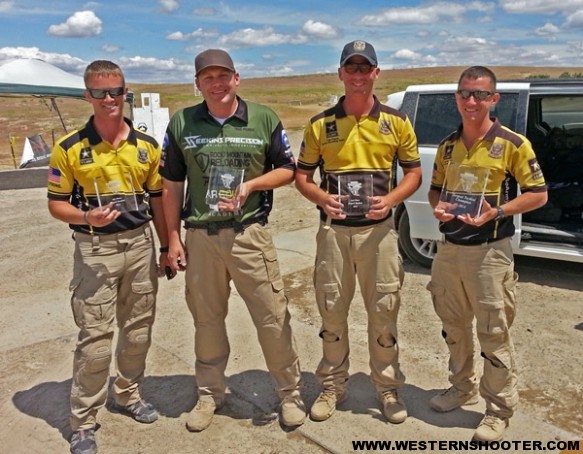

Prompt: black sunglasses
[
  {"left": 86, "top": 86, "right": 125, "bottom": 99},
  {"left": 456, "top": 89, "right": 495, "bottom": 101},
  {"left": 343, "top": 63, "right": 376, "bottom": 74}
]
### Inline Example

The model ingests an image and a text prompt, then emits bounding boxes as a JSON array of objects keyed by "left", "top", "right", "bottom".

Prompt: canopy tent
[
  {"left": 0, "top": 58, "right": 86, "bottom": 99},
  {"left": 0, "top": 59, "right": 135, "bottom": 169}
]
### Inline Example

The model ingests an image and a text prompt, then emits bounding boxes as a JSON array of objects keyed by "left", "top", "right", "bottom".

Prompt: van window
[
  {"left": 413, "top": 92, "right": 520, "bottom": 146},
  {"left": 541, "top": 96, "right": 583, "bottom": 128}
]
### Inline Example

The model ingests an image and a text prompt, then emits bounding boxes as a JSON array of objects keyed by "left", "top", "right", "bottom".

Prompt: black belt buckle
[{"left": 207, "top": 223, "right": 219, "bottom": 235}]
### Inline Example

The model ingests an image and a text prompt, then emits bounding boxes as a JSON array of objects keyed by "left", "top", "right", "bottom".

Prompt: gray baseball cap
[
  {"left": 339, "top": 40, "right": 377, "bottom": 67},
  {"left": 195, "top": 49, "right": 235, "bottom": 76}
]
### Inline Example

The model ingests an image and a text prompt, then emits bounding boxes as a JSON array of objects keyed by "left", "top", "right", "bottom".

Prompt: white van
[{"left": 387, "top": 79, "right": 583, "bottom": 266}]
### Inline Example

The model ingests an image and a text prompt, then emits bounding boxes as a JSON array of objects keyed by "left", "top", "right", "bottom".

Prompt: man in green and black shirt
[{"left": 160, "top": 48, "right": 305, "bottom": 432}]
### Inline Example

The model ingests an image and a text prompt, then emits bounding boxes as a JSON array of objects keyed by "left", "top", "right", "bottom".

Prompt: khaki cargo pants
[
  {"left": 428, "top": 238, "right": 518, "bottom": 418},
  {"left": 69, "top": 223, "right": 158, "bottom": 430},
  {"left": 313, "top": 217, "right": 406, "bottom": 394},
  {"left": 184, "top": 223, "right": 302, "bottom": 402}
]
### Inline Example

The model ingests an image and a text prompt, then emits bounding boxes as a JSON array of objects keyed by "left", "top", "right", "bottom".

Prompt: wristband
[
  {"left": 159, "top": 246, "right": 169, "bottom": 253},
  {"left": 84, "top": 210, "right": 91, "bottom": 226},
  {"left": 494, "top": 206, "right": 505, "bottom": 221}
]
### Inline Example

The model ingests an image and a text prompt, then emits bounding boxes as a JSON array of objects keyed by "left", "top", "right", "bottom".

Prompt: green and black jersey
[
  {"left": 160, "top": 96, "right": 296, "bottom": 224},
  {"left": 431, "top": 119, "right": 547, "bottom": 244},
  {"left": 47, "top": 117, "right": 163, "bottom": 235}
]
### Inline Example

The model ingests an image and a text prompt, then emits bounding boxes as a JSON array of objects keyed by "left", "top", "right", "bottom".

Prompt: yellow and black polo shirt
[
  {"left": 431, "top": 118, "right": 547, "bottom": 244},
  {"left": 298, "top": 95, "right": 420, "bottom": 226},
  {"left": 47, "top": 116, "right": 163, "bottom": 234}
]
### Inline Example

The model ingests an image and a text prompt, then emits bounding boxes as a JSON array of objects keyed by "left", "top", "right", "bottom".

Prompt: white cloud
[
  {"left": 117, "top": 55, "right": 193, "bottom": 83},
  {"left": 300, "top": 20, "right": 339, "bottom": 39},
  {"left": 218, "top": 27, "right": 291, "bottom": 48},
  {"left": 166, "top": 28, "right": 219, "bottom": 41},
  {"left": 499, "top": 0, "right": 583, "bottom": 14},
  {"left": 0, "top": 1, "right": 15, "bottom": 13},
  {"left": 393, "top": 49, "right": 423, "bottom": 60},
  {"left": 389, "top": 49, "right": 437, "bottom": 66},
  {"left": 101, "top": 44, "right": 121, "bottom": 53},
  {"left": 356, "top": 2, "right": 493, "bottom": 26},
  {"left": 47, "top": 11, "right": 102, "bottom": 38},
  {"left": 0, "top": 46, "right": 86, "bottom": 74},
  {"left": 564, "top": 10, "right": 583, "bottom": 27},
  {"left": 193, "top": 7, "right": 216, "bottom": 16},
  {"left": 535, "top": 22, "right": 560, "bottom": 36},
  {"left": 159, "top": 0, "right": 179, "bottom": 13}
]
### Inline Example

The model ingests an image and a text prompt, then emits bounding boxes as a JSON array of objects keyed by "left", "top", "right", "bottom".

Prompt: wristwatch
[{"left": 494, "top": 206, "right": 505, "bottom": 221}]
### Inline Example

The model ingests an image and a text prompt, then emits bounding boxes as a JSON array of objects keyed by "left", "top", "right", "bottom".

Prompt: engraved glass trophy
[
  {"left": 205, "top": 166, "right": 245, "bottom": 211},
  {"left": 439, "top": 163, "right": 490, "bottom": 217},
  {"left": 93, "top": 168, "right": 138, "bottom": 213},
  {"left": 337, "top": 174, "right": 373, "bottom": 216}
]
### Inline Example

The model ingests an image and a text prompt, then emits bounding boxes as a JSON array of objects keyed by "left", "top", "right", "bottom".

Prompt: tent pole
[
  {"left": 51, "top": 98, "right": 68, "bottom": 133},
  {"left": 9, "top": 133, "right": 17, "bottom": 169}
]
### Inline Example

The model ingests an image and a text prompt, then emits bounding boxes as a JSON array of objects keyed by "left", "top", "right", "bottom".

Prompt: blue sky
[{"left": 1, "top": 0, "right": 583, "bottom": 84}]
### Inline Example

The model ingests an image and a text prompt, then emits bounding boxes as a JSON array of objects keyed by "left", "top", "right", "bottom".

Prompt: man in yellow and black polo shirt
[
  {"left": 47, "top": 60, "right": 171, "bottom": 454},
  {"left": 427, "top": 66, "right": 547, "bottom": 442},
  {"left": 295, "top": 40, "right": 422, "bottom": 425}
]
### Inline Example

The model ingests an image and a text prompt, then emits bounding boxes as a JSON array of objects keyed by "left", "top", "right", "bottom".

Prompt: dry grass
[{"left": 1, "top": 65, "right": 580, "bottom": 170}]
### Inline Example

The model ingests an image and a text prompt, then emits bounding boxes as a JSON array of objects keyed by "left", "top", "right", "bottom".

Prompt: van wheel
[{"left": 398, "top": 210, "right": 437, "bottom": 268}]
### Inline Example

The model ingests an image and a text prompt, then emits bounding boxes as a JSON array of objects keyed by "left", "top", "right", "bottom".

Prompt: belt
[
  {"left": 185, "top": 216, "right": 266, "bottom": 235},
  {"left": 444, "top": 236, "right": 508, "bottom": 247}
]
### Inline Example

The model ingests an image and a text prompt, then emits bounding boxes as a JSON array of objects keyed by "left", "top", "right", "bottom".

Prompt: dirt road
[{"left": 0, "top": 130, "right": 581, "bottom": 452}]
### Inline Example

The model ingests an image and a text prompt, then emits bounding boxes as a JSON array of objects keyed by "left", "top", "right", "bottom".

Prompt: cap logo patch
[{"left": 354, "top": 41, "right": 366, "bottom": 51}]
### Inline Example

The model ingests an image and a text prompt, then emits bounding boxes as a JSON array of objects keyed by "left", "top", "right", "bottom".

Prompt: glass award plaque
[
  {"left": 439, "top": 163, "right": 490, "bottom": 217},
  {"left": 337, "top": 174, "right": 373, "bottom": 216},
  {"left": 205, "top": 166, "right": 245, "bottom": 211},
  {"left": 93, "top": 168, "right": 138, "bottom": 213}
]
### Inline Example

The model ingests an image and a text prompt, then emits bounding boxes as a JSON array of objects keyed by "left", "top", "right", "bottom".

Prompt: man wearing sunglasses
[
  {"left": 48, "top": 60, "right": 172, "bottom": 454},
  {"left": 427, "top": 66, "right": 547, "bottom": 442},
  {"left": 295, "top": 40, "right": 422, "bottom": 424}
]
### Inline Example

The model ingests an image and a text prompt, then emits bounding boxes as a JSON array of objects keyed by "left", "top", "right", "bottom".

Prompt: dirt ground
[{"left": 0, "top": 130, "right": 581, "bottom": 453}]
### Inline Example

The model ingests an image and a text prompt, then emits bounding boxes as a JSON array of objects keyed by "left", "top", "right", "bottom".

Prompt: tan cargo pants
[
  {"left": 313, "top": 217, "right": 406, "bottom": 394},
  {"left": 428, "top": 238, "right": 518, "bottom": 418},
  {"left": 69, "top": 223, "right": 158, "bottom": 430},
  {"left": 184, "top": 223, "right": 302, "bottom": 402}
]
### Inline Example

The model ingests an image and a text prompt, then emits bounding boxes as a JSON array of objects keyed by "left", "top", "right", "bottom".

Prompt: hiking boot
[
  {"left": 70, "top": 428, "right": 97, "bottom": 454},
  {"left": 280, "top": 395, "right": 307, "bottom": 427},
  {"left": 186, "top": 396, "right": 222, "bottom": 432},
  {"left": 112, "top": 399, "right": 159, "bottom": 423},
  {"left": 473, "top": 412, "right": 509, "bottom": 442},
  {"left": 310, "top": 389, "right": 346, "bottom": 422},
  {"left": 430, "top": 386, "right": 479, "bottom": 412},
  {"left": 378, "top": 390, "right": 407, "bottom": 424}
]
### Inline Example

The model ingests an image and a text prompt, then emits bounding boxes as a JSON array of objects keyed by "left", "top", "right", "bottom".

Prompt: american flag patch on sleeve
[{"left": 48, "top": 167, "right": 61, "bottom": 184}]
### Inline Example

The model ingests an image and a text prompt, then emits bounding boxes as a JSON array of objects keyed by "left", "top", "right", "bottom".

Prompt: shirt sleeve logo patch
[
  {"left": 48, "top": 167, "right": 61, "bottom": 186},
  {"left": 528, "top": 157, "right": 544, "bottom": 180}
]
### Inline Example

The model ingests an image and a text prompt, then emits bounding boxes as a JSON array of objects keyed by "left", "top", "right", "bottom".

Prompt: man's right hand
[
  {"left": 86, "top": 204, "right": 122, "bottom": 227},
  {"left": 433, "top": 201, "right": 457, "bottom": 222}
]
